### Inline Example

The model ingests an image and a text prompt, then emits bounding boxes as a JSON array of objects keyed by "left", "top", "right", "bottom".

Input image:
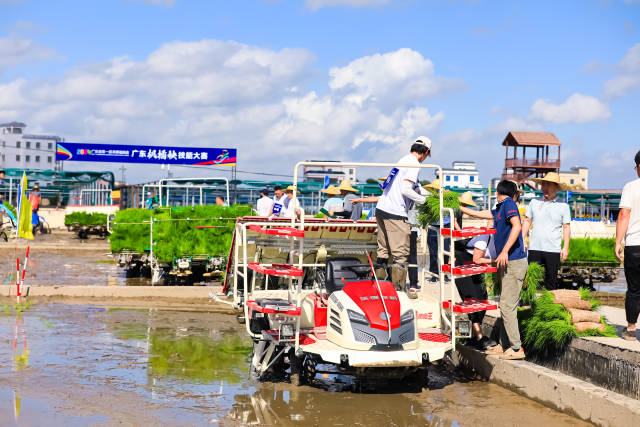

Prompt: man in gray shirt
[{"left": 522, "top": 172, "right": 571, "bottom": 290}]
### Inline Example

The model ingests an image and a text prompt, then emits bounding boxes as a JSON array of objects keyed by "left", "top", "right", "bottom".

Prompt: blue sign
[
  {"left": 56, "top": 142, "right": 236, "bottom": 166},
  {"left": 323, "top": 175, "right": 330, "bottom": 189},
  {"left": 566, "top": 190, "right": 573, "bottom": 202}
]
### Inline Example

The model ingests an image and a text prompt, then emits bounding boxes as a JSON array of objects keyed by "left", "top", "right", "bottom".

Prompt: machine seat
[{"left": 325, "top": 257, "right": 372, "bottom": 294}]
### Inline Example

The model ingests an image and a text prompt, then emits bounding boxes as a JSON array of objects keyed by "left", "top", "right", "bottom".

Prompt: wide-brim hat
[
  {"left": 285, "top": 185, "right": 300, "bottom": 194},
  {"left": 422, "top": 179, "right": 440, "bottom": 191},
  {"left": 531, "top": 172, "right": 569, "bottom": 190},
  {"left": 321, "top": 185, "right": 340, "bottom": 196},
  {"left": 32, "top": 185, "right": 40, "bottom": 190},
  {"left": 458, "top": 191, "right": 477, "bottom": 207},
  {"left": 338, "top": 179, "right": 358, "bottom": 192}
]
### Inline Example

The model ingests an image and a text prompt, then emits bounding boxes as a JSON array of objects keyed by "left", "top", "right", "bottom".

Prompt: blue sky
[{"left": 0, "top": 0, "right": 638, "bottom": 188}]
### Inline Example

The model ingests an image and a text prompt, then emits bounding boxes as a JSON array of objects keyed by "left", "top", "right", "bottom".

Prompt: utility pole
[{"left": 118, "top": 165, "right": 127, "bottom": 184}]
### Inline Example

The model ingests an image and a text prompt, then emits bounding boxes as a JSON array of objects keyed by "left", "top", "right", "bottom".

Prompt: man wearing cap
[
  {"left": 337, "top": 180, "right": 362, "bottom": 221},
  {"left": 256, "top": 189, "right": 274, "bottom": 217},
  {"left": 616, "top": 150, "right": 640, "bottom": 341},
  {"left": 521, "top": 172, "right": 571, "bottom": 290},
  {"left": 375, "top": 136, "right": 431, "bottom": 291}
]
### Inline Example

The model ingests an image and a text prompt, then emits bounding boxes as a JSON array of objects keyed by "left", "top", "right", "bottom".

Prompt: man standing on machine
[{"left": 374, "top": 137, "right": 431, "bottom": 291}]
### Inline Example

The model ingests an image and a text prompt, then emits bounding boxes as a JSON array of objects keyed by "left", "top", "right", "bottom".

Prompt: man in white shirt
[
  {"left": 375, "top": 136, "right": 431, "bottom": 291},
  {"left": 271, "top": 186, "right": 287, "bottom": 216},
  {"left": 616, "top": 150, "right": 640, "bottom": 341},
  {"left": 522, "top": 172, "right": 571, "bottom": 290},
  {"left": 256, "top": 189, "right": 274, "bottom": 217}
]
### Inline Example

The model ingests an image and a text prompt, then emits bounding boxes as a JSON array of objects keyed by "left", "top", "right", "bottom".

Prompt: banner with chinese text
[{"left": 56, "top": 142, "right": 236, "bottom": 166}]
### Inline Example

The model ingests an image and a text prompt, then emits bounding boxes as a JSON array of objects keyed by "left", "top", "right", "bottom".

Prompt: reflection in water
[
  {"left": 228, "top": 385, "right": 456, "bottom": 426},
  {"left": 12, "top": 312, "right": 29, "bottom": 423},
  {"left": 148, "top": 333, "right": 251, "bottom": 384}
]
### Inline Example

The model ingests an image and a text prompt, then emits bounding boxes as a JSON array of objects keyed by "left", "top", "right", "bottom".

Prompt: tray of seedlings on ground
[
  {"left": 65, "top": 211, "right": 109, "bottom": 239},
  {"left": 560, "top": 237, "right": 619, "bottom": 286}
]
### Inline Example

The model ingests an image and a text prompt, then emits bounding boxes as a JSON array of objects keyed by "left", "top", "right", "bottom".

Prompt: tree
[
  {"left": 366, "top": 178, "right": 378, "bottom": 184},
  {"left": 420, "top": 180, "right": 431, "bottom": 186}
]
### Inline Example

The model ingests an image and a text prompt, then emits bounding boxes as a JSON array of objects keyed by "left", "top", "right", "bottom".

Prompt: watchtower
[{"left": 501, "top": 131, "right": 561, "bottom": 183}]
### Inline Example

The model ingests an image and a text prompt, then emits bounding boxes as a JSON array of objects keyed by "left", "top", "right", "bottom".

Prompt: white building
[
  {"left": 436, "top": 161, "right": 482, "bottom": 189},
  {"left": 0, "top": 121, "right": 61, "bottom": 170},
  {"left": 302, "top": 160, "right": 357, "bottom": 184}
]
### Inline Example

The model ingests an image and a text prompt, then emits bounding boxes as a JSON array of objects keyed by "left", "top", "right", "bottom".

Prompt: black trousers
[
  {"left": 527, "top": 250, "right": 560, "bottom": 290},
  {"left": 454, "top": 249, "right": 487, "bottom": 324},
  {"left": 625, "top": 246, "right": 640, "bottom": 325},
  {"left": 409, "top": 230, "right": 418, "bottom": 287}
]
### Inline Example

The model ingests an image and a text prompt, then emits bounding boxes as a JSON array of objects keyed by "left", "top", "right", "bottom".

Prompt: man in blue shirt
[{"left": 460, "top": 180, "right": 528, "bottom": 360}]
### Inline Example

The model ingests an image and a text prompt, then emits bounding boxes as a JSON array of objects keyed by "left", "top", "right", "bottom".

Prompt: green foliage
[
  {"left": 521, "top": 289, "right": 616, "bottom": 357},
  {"left": 521, "top": 262, "right": 544, "bottom": 306},
  {"left": 484, "top": 272, "right": 498, "bottom": 297},
  {"left": 417, "top": 191, "right": 461, "bottom": 227},
  {"left": 64, "top": 211, "right": 107, "bottom": 226},
  {"left": 3, "top": 202, "right": 17, "bottom": 217},
  {"left": 108, "top": 208, "right": 152, "bottom": 253},
  {"left": 366, "top": 178, "right": 378, "bottom": 184},
  {"left": 109, "top": 205, "right": 252, "bottom": 261},
  {"left": 521, "top": 291, "right": 575, "bottom": 355},
  {"left": 566, "top": 238, "right": 617, "bottom": 263}
]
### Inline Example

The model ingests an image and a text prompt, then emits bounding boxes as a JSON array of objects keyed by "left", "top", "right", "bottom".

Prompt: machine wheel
[
  {"left": 289, "top": 351, "right": 304, "bottom": 386},
  {"left": 302, "top": 355, "right": 317, "bottom": 385},
  {"left": 416, "top": 367, "right": 429, "bottom": 388}
]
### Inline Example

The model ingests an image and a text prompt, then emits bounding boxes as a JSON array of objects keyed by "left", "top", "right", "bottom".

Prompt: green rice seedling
[
  {"left": 579, "top": 287, "right": 602, "bottom": 310},
  {"left": 484, "top": 272, "right": 498, "bottom": 297},
  {"left": 521, "top": 262, "right": 544, "bottom": 306},
  {"left": 566, "top": 238, "right": 617, "bottom": 263},
  {"left": 64, "top": 212, "right": 108, "bottom": 226},
  {"left": 520, "top": 290, "right": 576, "bottom": 354},
  {"left": 576, "top": 317, "right": 617, "bottom": 338},
  {"left": 111, "top": 205, "right": 252, "bottom": 262},
  {"left": 417, "top": 191, "right": 461, "bottom": 228}
]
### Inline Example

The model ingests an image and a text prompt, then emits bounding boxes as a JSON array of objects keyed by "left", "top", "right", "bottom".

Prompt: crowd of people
[{"left": 253, "top": 142, "right": 640, "bottom": 350}]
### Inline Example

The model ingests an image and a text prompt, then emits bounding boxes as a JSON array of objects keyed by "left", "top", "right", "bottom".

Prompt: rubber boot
[
  {"left": 374, "top": 258, "right": 388, "bottom": 280},
  {"left": 391, "top": 263, "right": 408, "bottom": 292}
]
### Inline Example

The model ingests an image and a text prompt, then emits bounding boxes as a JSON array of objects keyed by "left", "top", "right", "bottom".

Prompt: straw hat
[
  {"left": 338, "top": 179, "right": 358, "bottom": 192},
  {"left": 321, "top": 185, "right": 340, "bottom": 196},
  {"left": 422, "top": 179, "right": 441, "bottom": 191},
  {"left": 285, "top": 185, "right": 300, "bottom": 194},
  {"left": 531, "top": 172, "right": 569, "bottom": 190},
  {"left": 458, "top": 191, "right": 477, "bottom": 207}
]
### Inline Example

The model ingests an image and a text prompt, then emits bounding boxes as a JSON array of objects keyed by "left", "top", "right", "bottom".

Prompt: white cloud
[
  {"left": 306, "top": 0, "right": 389, "bottom": 11},
  {"left": 529, "top": 93, "right": 611, "bottom": 124},
  {"left": 0, "top": 35, "right": 55, "bottom": 70},
  {"left": 329, "top": 48, "right": 463, "bottom": 109},
  {"left": 603, "top": 43, "right": 640, "bottom": 99},
  {"left": 2, "top": 42, "right": 456, "bottom": 181}
]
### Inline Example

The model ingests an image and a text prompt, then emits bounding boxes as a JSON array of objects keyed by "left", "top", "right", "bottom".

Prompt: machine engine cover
[{"left": 326, "top": 280, "right": 417, "bottom": 351}]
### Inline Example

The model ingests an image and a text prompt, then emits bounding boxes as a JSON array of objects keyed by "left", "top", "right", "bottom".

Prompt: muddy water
[{"left": 0, "top": 303, "right": 590, "bottom": 426}]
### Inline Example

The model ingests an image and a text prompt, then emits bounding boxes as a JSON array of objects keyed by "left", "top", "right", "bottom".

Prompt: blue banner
[
  {"left": 323, "top": 175, "right": 330, "bottom": 189},
  {"left": 56, "top": 142, "right": 236, "bottom": 166}
]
